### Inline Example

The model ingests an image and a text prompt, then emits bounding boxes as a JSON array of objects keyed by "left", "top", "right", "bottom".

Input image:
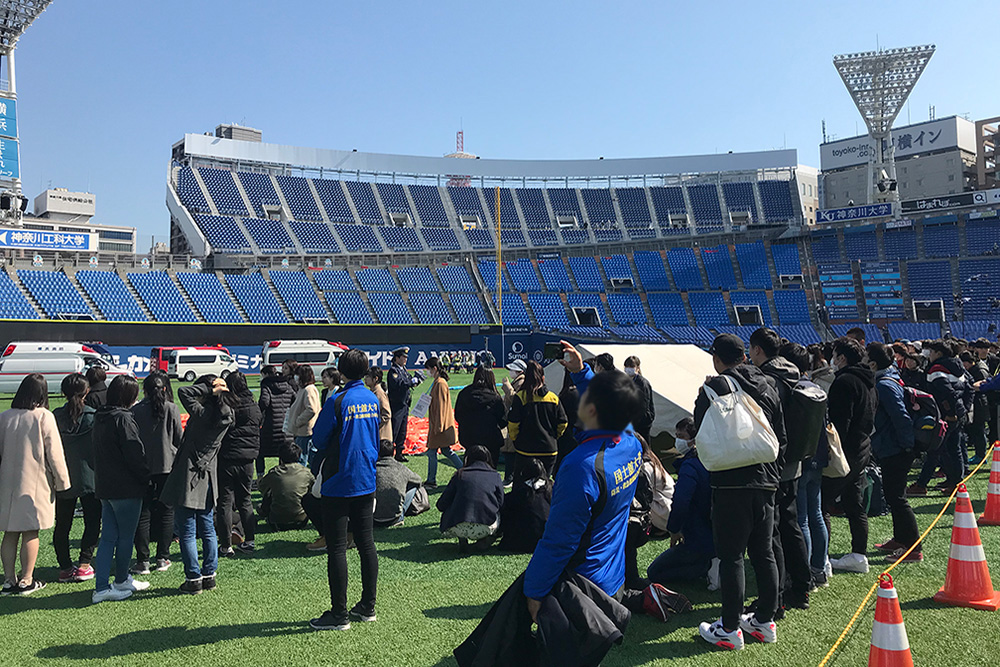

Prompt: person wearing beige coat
[
  {"left": 285, "top": 366, "right": 322, "bottom": 466},
  {"left": 0, "top": 374, "right": 71, "bottom": 595},
  {"left": 422, "top": 358, "right": 463, "bottom": 488},
  {"left": 364, "top": 367, "right": 394, "bottom": 446}
]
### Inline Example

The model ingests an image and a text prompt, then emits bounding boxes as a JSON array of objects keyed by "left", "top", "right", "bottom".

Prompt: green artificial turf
[{"left": 0, "top": 374, "right": 998, "bottom": 666}]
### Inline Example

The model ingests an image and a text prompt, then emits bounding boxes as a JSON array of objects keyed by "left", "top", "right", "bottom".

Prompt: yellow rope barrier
[{"left": 816, "top": 443, "right": 997, "bottom": 667}]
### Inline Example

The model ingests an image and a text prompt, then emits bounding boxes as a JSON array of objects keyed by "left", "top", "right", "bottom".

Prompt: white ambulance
[
  {"left": 167, "top": 348, "right": 239, "bottom": 382},
  {"left": 261, "top": 340, "right": 347, "bottom": 376},
  {"left": 0, "top": 342, "right": 133, "bottom": 394}
]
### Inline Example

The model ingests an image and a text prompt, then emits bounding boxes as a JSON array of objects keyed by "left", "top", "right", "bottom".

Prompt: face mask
[
  {"left": 921, "top": 349, "right": 931, "bottom": 358},
  {"left": 624, "top": 367, "right": 636, "bottom": 377},
  {"left": 675, "top": 438, "right": 691, "bottom": 455}
]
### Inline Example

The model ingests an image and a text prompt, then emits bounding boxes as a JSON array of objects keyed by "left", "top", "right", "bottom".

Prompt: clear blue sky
[{"left": 15, "top": 0, "right": 995, "bottom": 246}]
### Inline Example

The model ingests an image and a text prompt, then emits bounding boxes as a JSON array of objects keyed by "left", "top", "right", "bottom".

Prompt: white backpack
[{"left": 696, "top": 375, "right": 780, "bottom": 472}]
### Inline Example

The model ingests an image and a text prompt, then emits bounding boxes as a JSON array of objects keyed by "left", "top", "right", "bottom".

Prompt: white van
[
  {"left": 0, "top": 342, "right": 133, "bottom": 394},
  {"left": 261, "top": 340, "right": 347, "bottom": 376},
  {"left": 168, "top": 348, "right": 239, "bottom": 382}
]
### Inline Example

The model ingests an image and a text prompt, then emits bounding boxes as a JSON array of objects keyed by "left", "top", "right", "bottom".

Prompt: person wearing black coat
[
  {"left": 216, "top": 372, "right": 262, "bottom": 555},
  {"left": 85, "top": 366, "right": 108, "bottom": 409},
  {"left": 623, "top": 356, "right": 655, "bottom": 442},
  {"left": 257, "top": 370, "right": 294, "bottom": 478},
  {"left": 499, "top": 457, "right": 552, "bottom": 553},
  {"left": 913, "top": 340, "right": 968, "bottom": 495},
  {"left": 437, "top": 446, "right": 504, "bottom": 551},
  {"left": 962, "top": 351, "right": 990, "bottom": 464},
  {"left": 825, "top": 338, "right": 878, "bottom": 575},
  {"left": 454, "top": 367, "right": 507, "bottom": 470}
]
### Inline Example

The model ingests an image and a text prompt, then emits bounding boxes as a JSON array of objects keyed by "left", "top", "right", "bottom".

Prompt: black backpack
[
  {"left": 902, "top": 385, "right": 947, "bottom": 453},
  {"left": 784, "top": 379, "right": 828, "bottom": 462}
]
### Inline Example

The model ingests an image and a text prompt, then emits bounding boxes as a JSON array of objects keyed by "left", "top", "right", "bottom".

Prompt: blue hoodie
[
  {"left": 871, "top": 366, "right": 915, "bottom": 460},
  {"left": 523, "top": 365, "right": 642, "bottom": 599},
  {"left": 312, "top": 379, "right": 380, "bottom": 498}
]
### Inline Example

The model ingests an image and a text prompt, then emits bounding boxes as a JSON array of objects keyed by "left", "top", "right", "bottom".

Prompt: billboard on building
[
  {"left": 820, "top": 116, "right": 976, "bottom": 171},
  {"left": 0, "top": 227, "right": 96, "bottom": 251}
]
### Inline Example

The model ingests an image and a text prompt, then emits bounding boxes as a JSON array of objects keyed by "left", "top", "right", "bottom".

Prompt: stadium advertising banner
[
  {"left": 819, "top": 116, "right": 973, "bottom": 171},
  {"left": 0, "top": 97, "right": 17, "bottom": 138},
  {"left": 816, "top": 203, "right": 893, "bottom": 223},
  {"left": 0, "top": 137, "right": 18, "bottom": 179},
  {"left": 900, "top": 188, "right": 1000, "bottom": 213},
  {"left": 0, "top": 227, "right": 96, "bottom": 251}
]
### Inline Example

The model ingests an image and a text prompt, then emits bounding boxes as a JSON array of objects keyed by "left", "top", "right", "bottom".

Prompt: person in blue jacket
[
  {"left": 647, "top": 417, "right": 716, "bottom": 587},
  {"left": 308, "top": 349, "right": 381, "bottom": 632},
  {"left": 523, "top": 341, "right": 688, "bottom": 626}
]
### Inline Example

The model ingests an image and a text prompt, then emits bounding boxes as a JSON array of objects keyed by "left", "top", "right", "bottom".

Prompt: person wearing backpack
[
  {"left": 695, "top": 334, "right": 782, "bottom": 651},
  {"left": 867, "top": 343, "right": 922, "bottom": 564},
  {"left": 748, "top": 329, "right": 813, "bottom": 613},
  {"left": 913, "top": 340, "right": 967, "bottom": 497}
]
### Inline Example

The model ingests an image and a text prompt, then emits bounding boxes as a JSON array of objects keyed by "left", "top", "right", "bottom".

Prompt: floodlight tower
[
  {"left": 833, "top": 44, "right": 935, "bottom": 214},
  {"left": 0, "top": 0, "right": 52, "bottom": 225}
]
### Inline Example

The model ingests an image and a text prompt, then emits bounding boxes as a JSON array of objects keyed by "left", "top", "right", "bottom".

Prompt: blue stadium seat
[
  {"left": 500, "top": 229, "right": 527, "bottom": 248},
  {"left": 243, "top": 217, "right": 296, "bottom": 254},
  {"left": 335, "top": 224, "right": 383, "bottom": 253},
  {"left": 688, "top": 292, "right": 729, "bottom": 327},
  {"left": 376, "top": 183, "right": 412, "bottom": 217},
  {"left": 356, "top": 268, "right": 397, "bottom": 292},
  {"left": 225, "top": 273, "right": 288, "bottom": 324},
  {"left": 408, "top": 185, "right": 449, "bottom": 226},
  {"left": 477, "top": 260, "right": 509, "bottom": 291},
  {"left": 687, "top": 184, "right": 723, "bottom": 225},
  {"left": 568, "top": 257, "right": 604, "bottom": 292},
  {"left": 923, "top": 221, "right": 960, "bottom": 258},
  {"left": 237, "top": 172, "right": 281, "bottom": 218},
  {"left": 275, "top": 175, "right": 322, "bottom": 221},
  {"left": 447, "top": 186, "right": 486, "bottom": 221},
  {"left": 844, "top": 226, "right": 878, "bottom": 261},
  {"left": 887, "top": 322, "right": 941, "bottom": 341},
  {"left": 650, "top": 186, "right": 687, "bottom": 224},
  {"left": 810, "top": 231, "right": 841, "bottom": 264},
  {"left": 480, "top": 188, "right": 519, "bottom": 228},
  {"left": 960, "top": 258, "right": 1000, "bottom": 320},
  {"left": 883, "top": 227, "right": 917, "bottom": 260},
  {"left": 593, "top": 228, "right": 623, "bottom": 243},
  {"left": 377, "top": 226, "right": 422, "bottom": 252},
  {"left": 771, "top": 243, "right": 802, "bottom": 276},
  {"left": 547, "top": 189, "right": 582, "bottom": 222},
  {"left": 600, "top": 255, "right": 635, "bottom": 285},
  {"left": 269, "top": 271, "right": 328, "bottom": 321},
  {"left": 289, "top": 220, "right": 340, "bottom": 253},
  {"left": 18, "top": 270, "right": 92, "bottom": 319},
  {"left": 611, "top": 325, "right": 665, "bottom": 343},
  {"left": 647, "top": 293, "right": 688, "bottom": 327},
  {"left": 313, "top": 179, "right": 356, "bottom": 223},
  {"left": 666, "top": 248, "right": 704, "bottom": 290},
  {"left": 194, "top": 214, "right": 252, "bottom": 253},
  {"left": 437, "top": 265, "right": 476, "bottom": 292},
  {"left": 527, "top": 293, "right": 570, "bottom": 328},
  {"left": 566, "top": 293, "right": 609, "bottom": 326},
  {"left": 778, "top": 324, "right": 821, "bottom": 345},
  {"left": 175, "top": 272, "right": 243, "bottom": 323},
  {"left": 450, "top": 293, "right": 489, "bottom": 324},
  {"left": 729, "top": 291, "right": 772, "bottom": 325},
  {"left": 735, "top": 241, "right": 772, "bottom": 289},
  {"left": 580, "top": 189, "right": 616, "bottom": 225},
  {"left": 701, "top": 245, "right": 737, "bottom": 289},
  {"left": 420, "top": 228, "right": 461, "bottom": 251},
  {"left": 715, "top": 325, "right": 759, "bottom": 346},
  {"left": 176, "top": 166, "right": 210, "bottom": 213},
  {"left": 759, "top": 180, "right": 796, "bottom": 222},
  {"left": 560, "top": 229, "right": 589, "bottom": 245},
  {"left": 627, "top": 227, "right": 656, "bottom": 240},
  {"left": 537, "top": 259, "right": 572, "bottom": 292},
  {"left": 345, "top": 181, "right": 382, "bottom": 224},
  {"left": 633, "top": 251, "right": 672, "bottom": 290},
  {"left": 370, "top": 292, "right": 413, "bottom": 324},
  {"left": 506, "top": 259, "right": 542, "bottom": 292},
  {"left": 397, "top": 266, "right": 438, "bottom": 292},
  {"left": 722, "top": 182, "right": 759, "bottom": 223},
  {"left": 831, "top": 323, "right": 884, "bottom": 344},
  {"left": 198, "top": 168, "right": 250, "bottom": 216},
  {"left": 966, "top": 217, "right": 1000, "bottom": 257},
  {"left": 465, "top": 228, "right": 494, "bottom": 249},
  {"left": 314, "top": 270, "right": 355, "bottom": 291},
  {"left": 494, "top": 293, "right": 531, "bottom": 326},
  {"left": 324, "top": 291, "right": 373, "bottom": 324},
  {"left": 660, "top": 326, "right": 715, "bottom": 346},
  {"left": 409, "top": 292, "right": 453, "bottom": 324},
  {"left": 0, "top": 271, "right": 38, "bottom": 319},
  {"left": 76, "top": 271, "right": 146, "bottom": 322},
  {"left": 773, "top": 289, "right": 810, "bottom": 324},
  {"left": 616, "top": 188, "right": 652, "bottom": 228},
  {"left": 907, "top": 261, "right": 953, "bottom": 321},
  {"left": 516, "top": 188, "right": 550, "bottom": 228},
  {"left": 127, "top": 272, "right": 197, "bottom": 323},
  {"left": 607, "top": 293, "right": 646, "bottom": 325},
  {"left": 528, "top": 229, "right": 559, "bottom": 246}
]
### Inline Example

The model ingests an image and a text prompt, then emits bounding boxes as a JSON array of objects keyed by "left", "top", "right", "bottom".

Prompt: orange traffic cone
[
  {"left": 980, "top": 447, "right": 1000, "bottom": 526},
  {"left": 868, "top": 574, "right": 914, "bottom": 667},
  {"left": 933, "top": 483, "right": 1000, "bottom": 611}
]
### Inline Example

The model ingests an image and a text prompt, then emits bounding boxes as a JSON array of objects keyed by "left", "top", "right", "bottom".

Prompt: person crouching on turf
[
  {"left": 437, "top": 445, "right": 504, "bottom": 552},
  {"left": 259, "top": 442, "right": 319, "bottom": 532},
  {"left": 308, "top": 349, "right": 381, "bottom": 632}
]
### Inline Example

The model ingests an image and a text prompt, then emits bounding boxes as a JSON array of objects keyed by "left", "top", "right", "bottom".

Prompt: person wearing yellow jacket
[{"left": 508, "top": 360, "right": 568, "bottom": 479}]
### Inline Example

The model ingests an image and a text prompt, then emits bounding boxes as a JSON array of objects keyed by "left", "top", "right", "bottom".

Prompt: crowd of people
[{"left": 0, "top": 329, "right": 992, "bottom": 655}]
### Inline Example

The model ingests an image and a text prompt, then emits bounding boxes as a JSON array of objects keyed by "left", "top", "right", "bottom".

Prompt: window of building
[
  {"left": 916, "top": 179, "right": 923, "bottom": 186},
  {"left": 808, "top": 184, "right": 813, "bottom": 196},
  {"left": 948, "top": 174, "right": 955, "bottom": 182}
]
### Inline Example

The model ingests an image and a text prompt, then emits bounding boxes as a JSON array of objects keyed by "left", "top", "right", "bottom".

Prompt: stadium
[{"left": 2, "top": 2, "right": 1000, "bottom": 666}]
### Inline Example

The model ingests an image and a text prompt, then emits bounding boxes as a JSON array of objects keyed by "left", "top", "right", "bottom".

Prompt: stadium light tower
[
  {"left": 0, "top": 0, "right": 53, "bottom": 225},
  {"left": 833, "top": 44, "right": 935, "bottom": 212}
]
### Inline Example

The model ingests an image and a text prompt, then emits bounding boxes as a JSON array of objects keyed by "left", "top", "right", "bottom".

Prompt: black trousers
[
  {"left": 216, "top": 461, "right": 255, "bottom": 549},
  {"left": 391, "top": 407, "right": 409, "bottom": 457},
  {"left": 624, "top": 521, "right": 650, "bottom": 590},
  {"left": 134, "top": 473, "right": 173, "bottom": 563},
  {"left": 322, "top": 494, "right": 378, "bottom": 621},
  {"left": 53, "top": 494, "right": 102, "bottom": 570},
  {"left": 300, "top": 492, "right": 324, "bottom": 535},
  {"left": 968, "top": 414, "right": 989, "bottom": 462},
  {"left": 773, "top": 479, "right": 812, "bottom": 600},
  {"left": 880, "top": 451, "right": 921, "bottom": 550},
  {"left": 822, "top": 454, "right": 870, "bottom": 556},
  {"left": 712, "top": 488, "right": 778, "bottom": 631}
]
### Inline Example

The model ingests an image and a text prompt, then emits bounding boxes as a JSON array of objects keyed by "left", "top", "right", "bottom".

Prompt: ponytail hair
[
  {"left": 424, "top": 357, "right": 449, "bottom": 381},
  {"left": 143, "top": 371, "right": 173, "bottom": 421},
  {"left": 61, "top": 373, "right": 89, "bottom": 426}
]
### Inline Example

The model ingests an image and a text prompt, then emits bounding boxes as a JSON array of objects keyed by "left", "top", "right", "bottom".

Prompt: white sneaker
[
  {"left": 113, "top": 575, "right": 150, "bottom": 592},
  {"left": 698, "top": 618, "right": 744, "bottom": 651},
  {"left": 92, "top": 587, "right": 133, "bottom": 604},
  {"left": 830, "top": 553, "right": 869, "bottom": 573},
  {"left": 739, "top": 612, "right": 778, "bottom": 643},
  {"left": 707, "top": 558, "right": 721, "bottom": 592},
  {"left": 824, "top": 559, "right": 833, "bottom": 578}
]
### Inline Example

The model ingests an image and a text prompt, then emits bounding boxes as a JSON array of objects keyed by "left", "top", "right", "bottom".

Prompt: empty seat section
[
  {"left": 527, "top": 293, "right": 570, "bottom": 328},
  {"left": 907, "top": 261, "right": 953, "bottom": 320},
  {"left": 198, "top": 168, "right": 250, "bottom": 216},
  {"left": 450, "top": 293, "right": 489, "bottom": 324},
  {"left": 176, "top": 166, "right": 210, "bottom": 213},
  {"left": 269, "top": 271, "right": 328, "bottom": 321},
  {"left": 777, "top": 324, "right": 821, "bottom": 345},
  {"left": 883, "top": 227, "right": 917, "bottom": 260},
  {"left": 729, "top": 290, "right": 772, "bottom": 325},
  {"left": 500, "top": 229, "right": 527, "bottom": 248},
  {"left": 377, "top": 226, "right": 422, "bottom": 252},
  {"left": 547, "top": 189, "right": 582, "bottom": 222},
  {"left": 481, "top": 188, "right": 519, "bottom": 228},
  {"left": 356, "top": 268, "right": 397, "bottom": 292},
  {"left": 714, "top": 325, "right": 759, "bottom": 346},
  {"left": 568, "top": 257, "right": 604, "bottom": 291},
  {"left": 447, "top": 187, "right": 486, "bottom": 221},
  {"left": 688, "top": 292, "right": 729, "bottom": 327},
  {"left": 127, "top": 272, "right": 197, "bottom": 322},
  {"left": 616, "top": 188, "right": 652, "bottom": 228},
  {"left": 243, "top": 217, "right": 295, "bottom": 253},
  {"left": 274, "top": 175, "right": 322, "bottom": 221},
  {"left": 537, "top": 259, "right": 572, "bottom": 292},
  {"left": 759, "top": 180, "right": 796, "bottom": 222},
  {"left": 345, "top": 181, "right": 382, "bottom": 224},
  {"left": 960, "top": 257, "right": 1000, "bottom": 320},
  {"left": 771, "top": 243, "right": 802, "bottom": 276},
  {"left": 922, "top": 220, "right": 960, "bottom": 257},
  {"left": 600, "top": 255, "right": 635, "bottom": 285},
  {"left": 660, "top": 326, "right": 715, "bottom": 346},
  {"left": 722, "top": 182, "right": 759, "bottom": 222},
  {"left": 810, "top": 232, "right": 841, "bottom": 263},
  {"left": 494, "top": 293, "right": 531, "bottom": 326},
  {"left": 477, "top": 260, "right": 509, "bottom": 291},
  {"left": 566, "top": 293, "right": 608, "bottom": 325},
  {"left": 650, "top": 186, "right": 687, "bottom": 224},
  {"left": 528, "top": 229, "right": 558, "bottom": 246},
  {"left": 175, "top": 272, "right": 242, "bottom": 323},
  {"left": 314, "top": 270, "right": 355, "bottom": 291},
  {"left": 594, "top": 228, "right": 623, "bottom": 243},
  {"left": 408, "top": 185, "right": 449, "bottom": 226},
  {"left": 516, "top": 188, "right": 550, "bottom": 228},
  {"left": 335, "top": 224, "right": 382, "bottom": 253},
  {"left": 465, "top": 228, "right": 494, "bottom": 249},
  {"left": 75, "top": 271, "right": 146, "bottom": 321},
  {"left": 437, "top": 265, "right": 476, "bottom": 292},
  {"left": 831, "top": 323, "right": 883, "bottom": 343},
  {"left": 289, "top": 220, "right": 339, "bottom": 253},
  {"left": 611, "top": 325, "right": 665, "bottom": 343},
  {"left": 687, "top": 184, "right": 723, "bottom": 225},
  {"left": 772, "top": 289, "right": 810, "bottom": 324},
  {"left": 325, "top": 292, "right": 373, "bottom": 324},
  {"left": 506, "top": 259, "right": 541, "bottom": 292},
  {"left": 313, "top": 179, "right": 356, "bottom": 222},
  {"left": 627, "top": 227, "right": 656, "bottom": 240},
  {"left": 421, "top": 228, "right": 461, "bottom": 251},
  {"left": 580, "top": 189, "right": 616, "bottom": 225},
  {"left": 375, "top": 183, "right": 412, "bottom": 217},
  {"left": 700, "top": 245, "right": 737, "bottom": 289},
  {"left": 18, "top": 270, "right": 91, "bottom": 318},
  {"left": 369, "top": 292, "right": 413, "bottom": 324},
  {"left": 409, "top": 292, "right": 453, "bottom": 324},
  {"left": 560, "top": 229, "right": 588, "bottom": 244},
  {"left": 887, "top": 322, "right": 940, "bottom": 341},
  {"left": 396, "top": 267, "right": 438, "bottom": 292},
  {"left": 966, "top": 218, "right": 1000, "bottom": 256},
  {"left": 194, "top": 214, "right": 252, "bottom": 253},
  {"left": 224, "top": 273, "right": 287, "bottom": 323},
  {"left": 949, "top": 321, "right": 994, "bottom": 340},
  {"left": 607, "top": 293, "right": 646, "bottom": 325},
  {"left": 666, "top": 248, "right": 704, "bottom": 290},
  {"left": 633, "top": 251, "right": 672, "bottom": 290},
  {"left": 237, "top": 172, "right": 281, "bottom": 218},
  {"left": 0, "top": 271, "right": 38, "bottom": 319},
  {"left": 844, "top": 227, "right": 878, "bottom": 260},
  {"left": 735, "top": 241, "right": 772, "bottom": 289}
]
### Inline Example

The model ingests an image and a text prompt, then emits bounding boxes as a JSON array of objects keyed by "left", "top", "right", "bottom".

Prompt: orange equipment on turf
[
  {"left": 980, "top": 447, "right": 1000, "bottom": 526},
  {"left": 868, "top": 574, "right": 914, "bottom": 667},
  {"left": 933, "top": 483, "right": 1000, "bottom": 611}
]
